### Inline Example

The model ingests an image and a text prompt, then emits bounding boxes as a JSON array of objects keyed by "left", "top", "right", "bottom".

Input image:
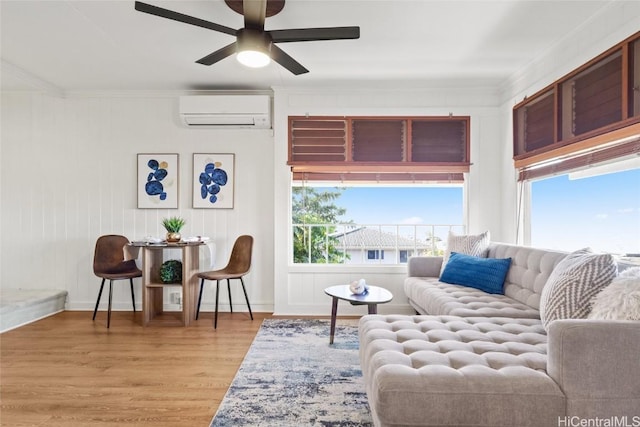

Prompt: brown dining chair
[
  {"left": 92, "top": 234, "right": 142, "bottom": 328},
  {"left": 196, "top": 235, "right": 254, "bottom": 329}
]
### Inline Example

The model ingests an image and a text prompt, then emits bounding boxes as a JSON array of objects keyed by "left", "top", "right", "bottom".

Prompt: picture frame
[
  {"left": 137, "top": 153, "right": 179, "bottom": 209},
  {"left": 193, "top": 153, "right": 235, "bottom": 209}
]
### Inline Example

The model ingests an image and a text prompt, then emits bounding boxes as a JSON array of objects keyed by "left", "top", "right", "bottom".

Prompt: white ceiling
[{"left": 0, "top": 0, "right": 623, "bottom": 93}]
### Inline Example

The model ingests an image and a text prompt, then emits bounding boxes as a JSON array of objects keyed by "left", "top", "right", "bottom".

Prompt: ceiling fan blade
[
  {"left": 135, "top": 1, "right": 237, "bottom": 36},
  {"left": 196, "top": 42, "right": 238, "bottom": 66},
  {"left": 270, "top": 26, "right": 360, "bottom": 43},
  {"left": 270, "top": 44, "right": 309, "bottom": 75},
  {"left": 242, "top": 0, "right": 266, "bottom": 31}
]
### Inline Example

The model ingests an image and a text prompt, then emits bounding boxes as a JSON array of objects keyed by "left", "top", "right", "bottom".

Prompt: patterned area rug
[{"left": 210, "top": 318, "right": 372, "bottom": 427}]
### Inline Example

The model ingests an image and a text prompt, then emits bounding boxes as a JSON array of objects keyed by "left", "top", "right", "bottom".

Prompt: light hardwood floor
[{"left": 0, "top": 310, "right": 273, "bottom": 426}]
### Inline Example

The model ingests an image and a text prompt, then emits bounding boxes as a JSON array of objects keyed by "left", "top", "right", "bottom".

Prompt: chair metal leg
[
  {"left": 196, "top": 278, "right": 205, "bottom": 320},
  {"left": 107, "top": 280, "right": 114, "bottom": 328},
  {"left": 227, "top": 279, "right": 233, "bottom": 313},
  {"left": 130, "top": 278, "right": 136, "bottom": 313},
  {"left": 214, "top": 280, "right": 220, "bottom": 329},
  {"left": 240, "top": 277, "right": 253, "bottom": 320},
  {"left": 93, "top": 278, "right": 106, "bottom": 320}
]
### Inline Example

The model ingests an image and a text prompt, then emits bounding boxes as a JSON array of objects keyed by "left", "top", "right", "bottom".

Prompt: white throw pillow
[
  {"left": 539, "top": 248, "right": 617, "bottom": 332},
  {"left": 588, "top": 267, "right": 640, "bottom": 321},
  {"left": 441, "top": 230, "right": 490, "bottom": 275}
]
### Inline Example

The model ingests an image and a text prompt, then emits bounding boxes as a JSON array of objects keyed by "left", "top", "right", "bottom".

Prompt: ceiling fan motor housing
[{"left": 237, "top": 28, "right": 273, "bottom": 54}]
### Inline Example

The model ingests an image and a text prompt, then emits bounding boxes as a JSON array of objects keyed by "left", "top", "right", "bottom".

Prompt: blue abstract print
[
  {"left": 199, "top": 162, "right": 228, "bottom": 204},
  {"left": 145, "top": 159, "right": 168, "bottom": 201}
]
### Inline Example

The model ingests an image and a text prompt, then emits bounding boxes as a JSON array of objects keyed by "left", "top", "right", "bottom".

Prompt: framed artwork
[
  {"left": 137, "top": 153, "right": 179, "bottom": 209},
  {"left": 193, "top": 153, "right": 235, "bottom": 209}
]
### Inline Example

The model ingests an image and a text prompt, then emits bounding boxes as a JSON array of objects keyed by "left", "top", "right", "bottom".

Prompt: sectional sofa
[{"left": 359, "top": 241, "right": 640, "bottom": 427}]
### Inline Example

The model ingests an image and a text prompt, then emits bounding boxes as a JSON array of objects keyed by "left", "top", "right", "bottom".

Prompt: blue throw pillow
[{"left": 440, "top": 252, "right": 512, "bottom": 294}]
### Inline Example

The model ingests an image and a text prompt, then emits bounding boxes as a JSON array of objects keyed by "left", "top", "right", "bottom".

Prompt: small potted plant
[
  {"left": 159, "top": 259, "right": 183, "bottom": 283},
  {"left": 162, "top": 216, "right": 186, "bottom": 243}
]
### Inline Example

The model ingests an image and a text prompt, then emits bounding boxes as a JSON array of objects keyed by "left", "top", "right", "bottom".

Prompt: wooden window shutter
[
  {"left": 632, "top": 38, "right": 640, "bottom": 118},
  {"left": 288, "top": 115, "right": 470, "bottom": 183},
  {"left": 571, "top": 51, "right": 622, "bottom": 136},
  {"left": 352, "top": 119, "right": 404, "bottom": 162},
  {"left": 514, "top": 90, "right": 555, "bottom": 157},
  {"left": 289, "top": 117, "right": 346, "bottom": 163},
  {"left": 411, "top": 119, "right": 468, "bottom": 162},
  {"left": 513, "top": 32, "right": 640, "bottom": 176}
]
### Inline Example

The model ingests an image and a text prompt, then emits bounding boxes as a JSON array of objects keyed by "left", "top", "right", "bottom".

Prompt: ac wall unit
[{"left": 179, "top": 95, "right": 271, "bottom": 128}]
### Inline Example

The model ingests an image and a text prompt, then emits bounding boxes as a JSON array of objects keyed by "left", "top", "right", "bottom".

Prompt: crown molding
[{"left": 1, "top": 60, "right": 65, "bottom": 98}]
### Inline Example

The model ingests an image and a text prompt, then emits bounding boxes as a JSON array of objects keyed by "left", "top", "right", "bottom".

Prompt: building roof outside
[{"left": 331, "top": 227, "right": 440, "bottom": 250}]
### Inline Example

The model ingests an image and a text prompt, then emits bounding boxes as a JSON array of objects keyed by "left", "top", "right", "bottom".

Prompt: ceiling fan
[{"left": 134, "top": 0, "right": 360, "bottom": 75}]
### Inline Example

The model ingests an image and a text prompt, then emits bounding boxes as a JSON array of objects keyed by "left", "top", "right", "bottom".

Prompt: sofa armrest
[
  {"left": 407, "top": 256, "right": 443, "bottom": 277},
  {"left": 547, "top": 319, "right": 640, "bottom": 416}
]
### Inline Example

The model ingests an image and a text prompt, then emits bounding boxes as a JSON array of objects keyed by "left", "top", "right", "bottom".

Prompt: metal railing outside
[{"left": 292, "top": 223, "right": 465, "bottom": 264}]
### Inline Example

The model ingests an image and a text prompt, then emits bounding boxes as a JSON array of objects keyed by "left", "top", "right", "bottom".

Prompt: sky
[
  {"left": 530, "top": 168, "right": 640, "bottom": 254},
  {"left": 334, "top": 186, "right": 463, "bottom": 226},
  {"left": 311, "top": 167, "right": 640, "bottom": 255}
]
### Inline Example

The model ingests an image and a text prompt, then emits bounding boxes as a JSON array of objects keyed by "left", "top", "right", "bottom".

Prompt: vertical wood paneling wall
[{"left": 1, "top": 93, "right": 275, "bottom": 312}]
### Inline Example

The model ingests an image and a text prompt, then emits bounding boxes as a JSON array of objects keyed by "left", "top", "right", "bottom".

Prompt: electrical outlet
[{"left": 170, "top": 292, "right": 182, "bottom": 304}]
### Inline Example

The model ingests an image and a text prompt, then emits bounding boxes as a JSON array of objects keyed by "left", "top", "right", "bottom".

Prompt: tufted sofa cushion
[
  {"left": 488, "top": 243, "right": 567, "bottom": 310},
  {"left": 359, "top": 314, "right": 566, "bottom": 427},
  {"left": 404, "top": 277, "right": 541, "bottom": 318}
]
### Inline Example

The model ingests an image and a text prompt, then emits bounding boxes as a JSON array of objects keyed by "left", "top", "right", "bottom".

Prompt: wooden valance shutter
[
  {"left": 411, "top": 119, "right": 468, "bottom": 162},
  {"left": 514, "top": 32, "right": 640, "bottom": 181},
  {"left": 289, "top": 118, "right": 346, "bottom": 163},
  {"left": 514, "top": 90, "right": 555, "bottom": 156},
  {"left": 570, "top": 51, "right": 622, "bottom": 136},
  {"left": 288, "top": 115, "right": 470, "bottom": 183},
  {"left": 352, "top": 120, "right": 404, "bottom": 162}
]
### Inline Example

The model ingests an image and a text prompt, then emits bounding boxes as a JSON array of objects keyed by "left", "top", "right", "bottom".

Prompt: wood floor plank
[{"left": 0, "top": 311, "right": 271, "bottom": 426}]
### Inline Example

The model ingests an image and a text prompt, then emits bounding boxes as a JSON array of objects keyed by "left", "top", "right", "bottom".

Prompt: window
[
  {"left": 529, "top": 164, "right": 640, "bottom": 260},
  {"left": 292, "top": 184, "right": 464, "bottom": 264},
  {"left": 289, "top": 115, "right": 469, "bottom": 265},
  {"left": 514, "top": 32, "right": 640, "bottom": 266}
]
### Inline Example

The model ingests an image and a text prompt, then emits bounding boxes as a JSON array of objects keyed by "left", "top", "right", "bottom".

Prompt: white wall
[{"left": 0, "top": 93, "right": 275, "bottom": 313}]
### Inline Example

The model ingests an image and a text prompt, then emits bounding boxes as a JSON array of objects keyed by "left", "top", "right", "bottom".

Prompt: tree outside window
[{"left": 292, "top": 187, "right": 349, "bottom": 263}]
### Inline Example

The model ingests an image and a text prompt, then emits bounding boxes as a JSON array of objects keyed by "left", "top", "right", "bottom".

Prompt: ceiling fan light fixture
[
  {"left": 237, "top": 49, "right": 271, "bottom": 68},
  {"left": 236, "top": 29, "right": 272, "bottom": 68}
]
